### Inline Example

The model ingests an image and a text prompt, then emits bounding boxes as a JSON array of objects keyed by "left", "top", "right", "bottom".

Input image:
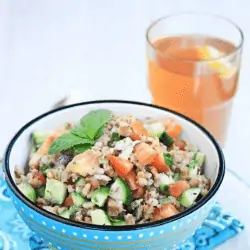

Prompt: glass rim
[{"left": 146, "top": 12, "right": 244, "bottom": 63}]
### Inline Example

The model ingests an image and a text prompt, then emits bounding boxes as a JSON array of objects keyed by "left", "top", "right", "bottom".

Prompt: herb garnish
[{"left": 48, "top": 109, "right": 112, "bottom": 155}]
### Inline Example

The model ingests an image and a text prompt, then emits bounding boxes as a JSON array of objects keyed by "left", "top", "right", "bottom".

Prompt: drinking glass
[{"left": 146, "top": 12, "right": 243, "bottom": 146}]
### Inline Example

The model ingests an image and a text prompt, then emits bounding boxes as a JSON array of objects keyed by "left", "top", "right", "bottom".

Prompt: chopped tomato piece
[
  {"left": 130, "top": 121, "right": 149, "bottom": 140},
  {"left": 29, "top": 172, "right": 46, "bottom": 188},
  {"left": 152, "top": 154, "right": 170, "bottom": 172},
  {"left": 36, "top": 172, "right": 46, "bottom": 185},
  {"left": 133, "top": 187, "right": 146, "bottom": 199},
  {"left": 134, "top": 143, "right": 157, "bottom": 166},
  {"left": 108, "top": 155, "right": 134, "bottom": 178},
  {"left": 152, "top": 204, "right": 179, "bottom": 221},
  {"left": 168, "top": 180, "right": 190, "bottom": 198},
  {"left": 126, "top": 172, "right": 139, "bottom": 190},
  {"left": 174, "top": 139, "right": 187, "bottom": 150},
  {"left": 165, "top": 122, "right": 182, "bottom": 139},
  {"left": 63, "top": 196, "right": 73, "bottom": 207}
]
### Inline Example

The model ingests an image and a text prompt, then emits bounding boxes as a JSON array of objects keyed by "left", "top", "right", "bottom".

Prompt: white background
[{"left": 0, "top": 1, "right": 250, "bottom": 247}]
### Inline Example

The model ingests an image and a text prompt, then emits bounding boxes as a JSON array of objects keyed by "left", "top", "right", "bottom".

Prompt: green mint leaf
[
  {"left": 80, "top": 110, "right": 112, "bottom": 140},
  {"left": 71, "top": 125, "right": 89, "bottom": 138},
  {"left": 71, "top": 144, "right": 92, "bottom": 155},
  {"left": 94, "top": 125, "right": 105, "bottom": 140},
  {"left": 163, "top": 153, "right": 173, "bottom": 167},
  {"left": 49, "top": 133, "right": 93, "bottom": 155}
]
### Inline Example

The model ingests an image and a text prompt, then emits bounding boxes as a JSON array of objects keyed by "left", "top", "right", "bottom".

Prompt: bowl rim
[{"left": 3, "top": 100, "right": 225, "bottom": 231}]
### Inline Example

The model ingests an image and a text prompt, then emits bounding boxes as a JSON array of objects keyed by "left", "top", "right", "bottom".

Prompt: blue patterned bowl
[{"left": 3, "top": 100, "right": 225, "bottom": 250}]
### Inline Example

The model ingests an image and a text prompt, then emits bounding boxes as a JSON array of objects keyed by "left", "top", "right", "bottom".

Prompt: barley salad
[{"left": 15, "top": 109, "right": 210, "bottom": 226}]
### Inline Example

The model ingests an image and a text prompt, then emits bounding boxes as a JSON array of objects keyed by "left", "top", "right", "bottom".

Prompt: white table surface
[{"left": 0, "top": 0, "right": 250, "bottom": 248}]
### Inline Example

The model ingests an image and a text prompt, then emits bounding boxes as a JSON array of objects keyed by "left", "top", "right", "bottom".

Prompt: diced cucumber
[
  {"left": 195, "top": 152, "right": 205, "bottom": 167},
  {"left": 75, "top": 177, "right": 85, "bottom": 187},
  {"left": 110, "top": 178, "right": 132, "bottom": 205},
  {"left": 60, "top": 210, "right": 71, "bottom": 219},
  {"left": 44, "top": 179, "right": 67, "bottom": 205},
  {"left": 70, "top": 192, "right": 86, "bottom": 207},
  {"left": 91, "top": 187, "right": 110, "bottom": 207},
  {"left": 159, "top": 184, "right": 169, "bottom": 193},
  {"left": 188, "top": 152, "right": 205, "bottom": 178},
  {"left": 159, "top": 132, "right": 174, "bottom": 147},
  {"left": 59, "top": 206, "right": 79, "bottom": 219},
  {"left": 110, "top": 219, "right": 127, "bottom": 226},
  {"left": 162, "top": 196, "right": 176, "bottom": 205},
  {"left": 188, "top": 166, "right": 198, "bottom": 178},
  {"left": 179, "top": 188, "right": 201, "bottom": 208},
  {"left": 144, "top": 122, "right": 165, "bottom": 137},
  {"left": 173, "top": 173, "right": 182, "bottom": 181},
  {"left": 188, "top": 152, "right": 205, "bottom": 169},
  {"left": 36, "top": 186, "right": 45, "bottom": 198},
  {"left": 18, "top": 182, "right": 36, "bottom": 202},
  {"left": 163, "top": 153, "right": 173, "bottom": 167},
  {"left": 187, "top": 153, "right": 197, "bottom": 169},
  {"left": 40, "top": 164, "right": 50, "bottom": 175},
  {"left": 90, "top": 209, "right": 111, "bottom": 225},
  {"left": 32, "top": 131, "right": 49, "bottom": 146},
  {"left": 59, "top": 209, "right": 71, "bottom": 219}
]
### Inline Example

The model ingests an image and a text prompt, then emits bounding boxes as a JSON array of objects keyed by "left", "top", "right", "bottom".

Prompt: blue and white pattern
[
  {"left": 29, "top": 234, "right": 49, "bottom": 250},
  {"left": 8, "top": 213, "right": 33, "bottom": 240},
  {"left": 172, "top": 203, "right": 244, "bottom": 250},
  {"left": 0, "top": 185, "right": 11, "bottom": 202},
  {"left": 0, "top": 163, "right": 245, "bottom": 250},
  {"left": 0, "top": 230, "right": 17, "bottom": 250}
]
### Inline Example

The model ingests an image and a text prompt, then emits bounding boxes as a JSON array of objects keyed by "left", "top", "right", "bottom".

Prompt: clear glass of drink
[{"left": 146, "top": 12, "right": 244, "bottom": 146}]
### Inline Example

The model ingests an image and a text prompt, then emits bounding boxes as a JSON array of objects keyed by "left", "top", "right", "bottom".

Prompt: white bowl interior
[{"left": 8, "top": 102, "right": 220, "bottom": 186}]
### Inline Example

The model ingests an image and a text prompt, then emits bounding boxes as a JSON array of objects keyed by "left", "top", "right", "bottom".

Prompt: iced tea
[{"left": 147, "top": 14, "right": 243, "bottom": 146}]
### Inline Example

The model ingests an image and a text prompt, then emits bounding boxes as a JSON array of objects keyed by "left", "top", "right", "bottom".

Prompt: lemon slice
[{"left": 197, "top": 46, "right": 237, "bottom": 79}]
